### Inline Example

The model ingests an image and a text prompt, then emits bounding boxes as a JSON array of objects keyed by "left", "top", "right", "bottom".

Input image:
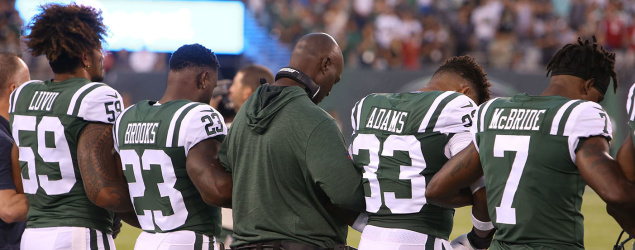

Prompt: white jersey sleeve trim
[
  {"left": 177, "top": 104, "right": 228, "bottom": 156},
  {"left": 628, "top": 83, "right": 635, "bottom": 121},
  {"left": 549, "top": 99, "right": 578, "bottom": 135},
  {"left": 478, "top": 97, "right": 499, "bottom": 133},
  {"left": 9, "top": 80, "right": 39, "bottom": 113},
  {"left": 354, "top": 96, "right": 368, "bottom": 132},
  {"left": 418, "top": 91, "right": 455, "bottom": 133},
  {"left": 433, "top": 94, "right": 477, "bottom": 134},
  {"left": 444, "top": 132, "right": 472, "bottom": 159},
  {"left": 66, "top": 82, "right": 102, "bottom": 115},
  {"left": 565, "top": 101, "right": 613, "bottom": 163},
  {"left": 165, "top": 102, "right": 198, "bottom": 148},
  {"left": 76, "top": 85, "right": 124, "bottom": 124},
  {"left": 113, "top": 105, "right": 135, "bottom": 153}
]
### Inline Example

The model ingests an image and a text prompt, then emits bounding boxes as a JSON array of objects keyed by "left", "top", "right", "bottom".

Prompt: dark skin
[
  {"left": 273, "top": 33, "right": 343, "bottom": 105},
  {"left": 78, "top": 123, "right": 133, "bottom": 213},
  {"left": 65, "top": 49, "right": 135, "bottom": 214},
  {"left": 427, "top": 75, "right": 635, "bottom": 237},
  {"left": 612, "top": 114, "right": 635, "bottom": 235},
  {"left": 420, "top": 70, "right": 492, "bottom": 237},
  {"left": 156, "top": 66, "right": 233, "bottom": 208},
  {"left": 274, "top": 33, "right": 361, "bottom": 224}
]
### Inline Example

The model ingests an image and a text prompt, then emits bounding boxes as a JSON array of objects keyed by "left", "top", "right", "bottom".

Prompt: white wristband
[
  {"left": 471, "top": 211, "right": 494, "bottom": 231},
  {"left": 352, "top": 212, "right": 369, "bottom": 232},
  {"left": 470, "top": 176, "right": 485, "bottom": 194}
]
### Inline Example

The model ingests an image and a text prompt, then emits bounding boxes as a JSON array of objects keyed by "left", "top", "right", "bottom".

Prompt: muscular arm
[
  {"left": 426, "top": 143, "right": 483, "bottom": 208},
  {"left": 77, "top": 123, "right": 134, "bottom": 213},
  {"left": 186, "top": 138, "right": 232, "bottom": 208},
  {"left": 616, "top": 133, "right": 635, "bottom": 182},
  {"left": 577, "top": 136, "right": 635, "bottom": 235}
]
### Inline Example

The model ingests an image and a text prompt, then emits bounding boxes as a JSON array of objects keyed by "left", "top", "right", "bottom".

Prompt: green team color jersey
[
  {"left": 113, "top": 100, "right": 227, "bottom": 236},
  {"left": 350, "top": 91, "right": 477, "bottom": 240},
  {"left": 219, "top": 85, "right": 365, "bottom": 248},
  {"left": 627, "top": 84, "right": 635, "bottom": 146},
  {"left": 472, "top": 94, "right": 612, "bottom": 249},
  {"left": 9, "top": 78, "right": 124, "bottom": 233}
]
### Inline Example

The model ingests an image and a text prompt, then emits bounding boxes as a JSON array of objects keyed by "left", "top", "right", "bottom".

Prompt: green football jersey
[
  {"left": 113, "top": 100, "right": 227, "bottom": 236},
  {"left": 627, "top": 84, "right": 635, "bottom": 146},
  {"left": 350, "top": 91, "right": 476, "bottom": 240},
  {"left": 9, "top": 78, "right": 124, "bottom": 233},
  {"left": 473, "top": 94, "right": 612, "bottom": 249}
]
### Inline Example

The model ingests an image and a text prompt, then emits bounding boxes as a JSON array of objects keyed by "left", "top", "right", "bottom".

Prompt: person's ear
[
  {"left": 81, "top": 52, "right": 91, "bottom": 69},
  {"left": 243, "top": 88, "right": 254, "bottom": 100},
  {"left": 320, "top": 56, "right": 332, "bottom": 74},
  {"left": 9, "top": 83, "right": 17, "bottom": 93},
  {"left": 583, "top": 78, "right": 596, "bottom": 95},
  {"left": 198, "top": 71, "right": 209, "bottom": 89},
  {"left": 459, "top": 86, "right": 471, "bottom": 96}
]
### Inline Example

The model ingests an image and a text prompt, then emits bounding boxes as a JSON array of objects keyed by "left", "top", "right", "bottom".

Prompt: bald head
[
  {"left": 289, "top": 33, "right": 341, "bottom": 66},
  {"left": 287, "top": 33, "right": 344, "bottom": 104}
]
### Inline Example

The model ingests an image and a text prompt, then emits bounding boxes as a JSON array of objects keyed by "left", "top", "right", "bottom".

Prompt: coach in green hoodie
[{"left": 219, "top": 33, "right": 365, "bottom": 249}]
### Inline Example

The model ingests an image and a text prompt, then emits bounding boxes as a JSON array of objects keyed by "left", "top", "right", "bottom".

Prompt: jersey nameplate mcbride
[{"left": 488, "top": 108, "right": 546, "bottom": 131}]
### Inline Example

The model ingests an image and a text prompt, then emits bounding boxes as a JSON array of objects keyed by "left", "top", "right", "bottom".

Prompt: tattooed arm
[
  {"left": 426, "top": 143, "right": 483, "bottom": 208},
  {"left": 577, "top": 136, "right": 635, "bottom": 235},
  {"left": 77, "top": 123, "right": 134, "bottom": 213}
]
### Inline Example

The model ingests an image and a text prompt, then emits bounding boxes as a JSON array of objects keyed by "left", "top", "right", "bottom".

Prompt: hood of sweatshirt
[{"left": 245, "top": 84, "right": 307, "bottom": 134}]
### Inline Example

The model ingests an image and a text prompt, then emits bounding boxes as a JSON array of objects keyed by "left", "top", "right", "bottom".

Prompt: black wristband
[{"left": 467, "top": 228, "right": 496, "bottom": 249}]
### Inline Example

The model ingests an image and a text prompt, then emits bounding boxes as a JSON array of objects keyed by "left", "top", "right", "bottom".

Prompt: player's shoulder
[{"left": 627, "top": 83, "right": 635, "bottom": 121}]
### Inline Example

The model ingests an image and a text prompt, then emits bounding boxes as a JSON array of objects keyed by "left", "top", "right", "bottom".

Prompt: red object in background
[
  {"left": 603, "top": 17, "right": 626, "bottom": 49},
  {"left": 402, "top": 40, "right": 420, "bottom": 70},
  {"left": 628, "top": 25, "right": 635, "bottom": 52}
]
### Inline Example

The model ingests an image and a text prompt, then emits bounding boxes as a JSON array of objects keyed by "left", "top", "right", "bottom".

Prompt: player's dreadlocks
[
  {"left": 169, "top": 44, "right": 220, "bottom": 72},
  {"left": 546, "top": 36, "right": 617, "bottom": 95},
  {"left": 434, "top": 55, "right": 491, "bottom": 105},
  {"left": 24, "top": 3, "right": 107, "bottom": 74}
]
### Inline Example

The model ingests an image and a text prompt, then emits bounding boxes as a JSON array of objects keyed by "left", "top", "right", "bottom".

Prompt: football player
[
  {"left": 350, "top": 55, "right": 494, "bottom": 249},
  {"left": 12, "top": 4, "right": 129, "bottom": 249},
  {"left": 613, "top": 83, "right": 635, "bottom": 236},
  {"left": 427, "top": 36, "right": 635, "bottom": 249},
  {"left": 113, "top": 44, "right": 231, "bottom": 249}
]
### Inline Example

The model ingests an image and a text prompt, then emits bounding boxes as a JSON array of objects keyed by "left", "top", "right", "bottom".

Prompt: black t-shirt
[{"left": 0, "top": 115, "right": 25, "bottom": 249}]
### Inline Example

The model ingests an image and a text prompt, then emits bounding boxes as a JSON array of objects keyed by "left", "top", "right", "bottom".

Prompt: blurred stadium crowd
[
  {"left": 1, "top": 0, "right": 635, "bottom": 77},
  {"left": 247, "top": 0, "right": 635, "bottom": 73}
]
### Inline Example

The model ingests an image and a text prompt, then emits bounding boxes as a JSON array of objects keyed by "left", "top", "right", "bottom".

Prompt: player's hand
[
  {"left": 450, "top": 233, "right": 476, "bottom": 250},
  {"left": 111, "top": 215, "right": 122, "bottom": 239},
  {"left": 451, "top": 229, "right": 495, "bottom": 250}
]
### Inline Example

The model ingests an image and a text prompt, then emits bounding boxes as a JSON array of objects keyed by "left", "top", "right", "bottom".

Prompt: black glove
[{"left": 467, "top": 228, "right": 496, "bottom": 249}]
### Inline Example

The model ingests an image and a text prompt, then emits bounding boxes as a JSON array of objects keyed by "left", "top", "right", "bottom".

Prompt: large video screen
[{"left": 16, "top": 0, "right": 245, "bottom": 54}]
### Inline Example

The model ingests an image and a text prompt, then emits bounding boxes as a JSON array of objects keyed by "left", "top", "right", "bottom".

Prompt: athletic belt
[{"left": 230, "top": 241, "right": 357, "bottom": 250}]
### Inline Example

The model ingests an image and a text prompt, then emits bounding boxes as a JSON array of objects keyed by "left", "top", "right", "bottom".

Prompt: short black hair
[
  {"left": 169, "top": 44, "right": 220, "bottom": 71},
  {"left": 546, "top": 36, "right": 617, "bottom": 95},
  {"left": 24, "top": 3, "right": 107, "bottom": 74},
  {"left": 434, "top": 55, "right": 491, "bottom": 105}
]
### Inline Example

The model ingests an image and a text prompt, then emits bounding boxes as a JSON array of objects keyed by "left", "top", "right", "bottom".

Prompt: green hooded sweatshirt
[{"left": 219, "top": 84, "right": 365, "bottom": 248}]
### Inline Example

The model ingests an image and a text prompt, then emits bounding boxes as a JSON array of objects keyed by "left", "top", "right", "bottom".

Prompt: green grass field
[{"left": 115, "top": 190, "right": 624, "bottom": 249}]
